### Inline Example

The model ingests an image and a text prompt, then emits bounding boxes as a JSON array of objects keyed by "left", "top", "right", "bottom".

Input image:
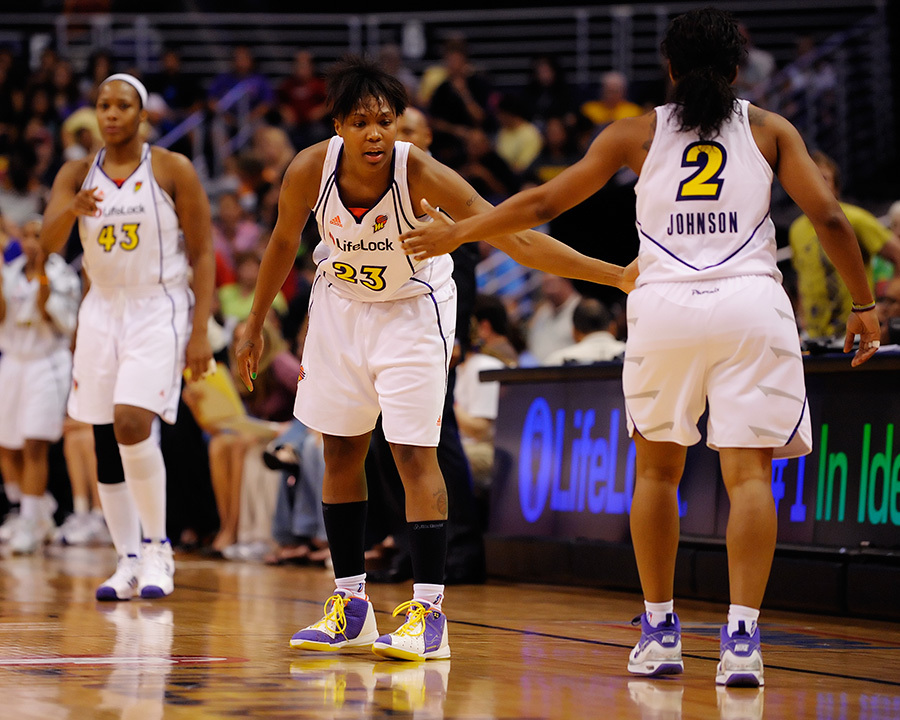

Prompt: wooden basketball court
[{"left": 1, "top": 545, "right": 898, "bottom": 719}]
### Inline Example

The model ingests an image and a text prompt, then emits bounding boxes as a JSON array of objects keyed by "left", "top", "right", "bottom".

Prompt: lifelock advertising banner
[{"left": 489, "top": 367, "right": 900, "bottom": 551}]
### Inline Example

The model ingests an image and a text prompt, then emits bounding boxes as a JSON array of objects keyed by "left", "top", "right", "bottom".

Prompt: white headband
[{"left": 101, "top": 73, "right": 148, "bottom": 108}]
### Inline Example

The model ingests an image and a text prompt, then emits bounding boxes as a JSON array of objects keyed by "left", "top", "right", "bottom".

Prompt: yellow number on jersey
[
  {"left": 120, "top": 223, "right": 140, "bottom": 251},
  {"left": 332, "top": 262, "right": 357, "bottom": 283},
  {"left": 358, "top": 265, "right": 386, "bottom": 291},
  {"left": 676, "top": 141, "right": 727, "bottom": 201},
  {"left": 97, "top": 225, "right": 117, "bottom": 252},
  {"left": 332, "top": 262, "right": 387, "bottom": 291},
  {"left": 96, "top": 223, "right": 141, "bottom": 252}
]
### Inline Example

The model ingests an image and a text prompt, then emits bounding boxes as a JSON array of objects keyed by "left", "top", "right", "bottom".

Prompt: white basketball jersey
[
  {"left": 79, "top": 143, "right": 189, "bottom": 289},
  {"left": 634, "top": 99, "right": 780, "bottom": 285},
  {"left": 311, "top": 137, "right": 453, "bottom": 302}
]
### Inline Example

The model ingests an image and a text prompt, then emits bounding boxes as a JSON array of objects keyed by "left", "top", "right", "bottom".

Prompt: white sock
[
  {"left": 413, "top": 583, "right": 445, "bottom": 609},
  {"left": 20, "top": 494, "right": 44, "bottom": 522},
  {"left": 335, "top": 574, "right": 367, "bottom": 598},
  {"left": 4, "top": 482, "right": 22, "bottom": 504},
  {"left": 119, "top": 436, "right": 167, "bottom": 541},
  {"left": 727, "top": 604, "right": 760, "bottom": 636},
  {"left": 97, "top": 482, "right": 142, "bottom": 557},
  {"left": 645, "top": 600, "right": 675, "bottom": 627},
  {"left": 73, "top": 496, "right": 90, "bottom": 516}
]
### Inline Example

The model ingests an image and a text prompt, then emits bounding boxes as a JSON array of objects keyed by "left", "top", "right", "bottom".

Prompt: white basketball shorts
[
  {"left": 0, "top": 348, "right": 72, "bottom": 448},
  {"left": 294, "top": 278, "right": 456, "bottom": 447},
  {"left": 622, "top": 275, "right": 812, "bottom": 458},
  {"left": 68, "top": 284, "right": 193, "bottom": 425}
]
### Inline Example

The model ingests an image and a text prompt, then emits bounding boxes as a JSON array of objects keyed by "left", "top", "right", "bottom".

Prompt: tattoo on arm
[
  {"left": 465, "top": 194, "right": 476, "bottom": 207},
  {"left": 748, "top": 105, "right": 766, "bottom": 127}
]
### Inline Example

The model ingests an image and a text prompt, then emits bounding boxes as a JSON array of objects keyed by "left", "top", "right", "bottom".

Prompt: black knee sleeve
[{"left": 93, "top": 424, "right": 126, "bottom": 485}]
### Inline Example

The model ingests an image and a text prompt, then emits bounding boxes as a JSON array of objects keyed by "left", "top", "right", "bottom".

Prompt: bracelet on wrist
[{"left": 851, "top": 301, "right": 875, "bottom": 313}]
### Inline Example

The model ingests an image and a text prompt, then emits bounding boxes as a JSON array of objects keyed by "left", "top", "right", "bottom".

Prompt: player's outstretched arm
[
  {"left": 405, "top": 140, "right": 638, "bottom": 293},
  {"left": 401, "top": 118, "right": 643, "bottom": 260},
  {"left": 769, "top": 109, "right": 880, "bottom": 365},
  {"left": 235, "top": 146, "right": 319, "bottom": 391}
]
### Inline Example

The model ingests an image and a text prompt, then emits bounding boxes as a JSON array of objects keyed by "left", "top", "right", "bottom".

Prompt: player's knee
[
  {"left": 22, "top": 439, "right": 49, "bottom": 463},
  {"left": 112, "top": 407, "right": 153, "bottom": 445}
]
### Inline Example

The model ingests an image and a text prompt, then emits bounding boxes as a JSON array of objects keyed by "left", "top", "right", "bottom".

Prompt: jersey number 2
[
  {"left": 97, "top": 223, "right": 140, "bottom": 252},
  {"left": 676, "top": 141, "right": 727, "bottom": 201}
]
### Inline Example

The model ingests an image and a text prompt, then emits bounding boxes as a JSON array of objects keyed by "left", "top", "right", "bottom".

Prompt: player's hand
[
  {"left": 70, "top": 187, "right": 104, "bottom": 217},
  {"left": 400, "top": 199, "right": 464, "bottom": 260},
  {"left": 619, "top": 258, "right": 639, "bottom": 294},
  {"left": 235, "top": 323, "right": 263, "bottom": 391},
  {"left": 184, "top": 332, "right": 214, "bottom": 383},
  {"left": 844, "top": 308, "right": 880, "bottom": 367}
]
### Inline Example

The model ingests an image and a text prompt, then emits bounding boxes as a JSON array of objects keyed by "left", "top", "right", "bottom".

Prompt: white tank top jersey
[
  {"left": 311, "top": 137, "right": 454, "bottom": 302},
  {"left": 79, "top": 143, "right": 189, "bottom": 289},
  {"left": 634, "top": 99, "right": 780, "bottom": 286}
]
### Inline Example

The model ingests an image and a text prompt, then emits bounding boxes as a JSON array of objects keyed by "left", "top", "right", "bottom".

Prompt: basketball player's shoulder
[
  {"left": 150, "top": 145, "right": 194, "bottom": 174},
  {"left": 56, "top": 155, "right": 93, "bottom": 188}
]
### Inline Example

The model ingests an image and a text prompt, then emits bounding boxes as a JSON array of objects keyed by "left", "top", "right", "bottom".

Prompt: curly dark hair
[
  {"left": 661, "top": 7, "right": 747, "bottom": 139},
  {"left": 326, "top": 55, "right": 409, "bottom": 122}
]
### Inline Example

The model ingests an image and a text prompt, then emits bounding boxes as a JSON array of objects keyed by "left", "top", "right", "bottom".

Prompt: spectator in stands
[
  {"left": 876, "top": 276, "right": 900, "bottom": 346},
  {"left": 789, "top": 151, "right": 900, "bottom": 340},
  {"left": 428, "top": 37, "right": 494, "bottom": 168},
  {"left": 213, "top": 191, "right": 263, "bottom": 271},
  {"left": 454, "top": 294, "right": 517, "bottom": 493},
  {"left": 208, "top": 45, "right": 275, "bottom": 128},
  {"left": 186, "top": 319, "right": 298, "bottom": 556},
  {"left": 147, "top": 48, "right": 204, "bottom": 121},
  {"left": 50, "top": 59, "right": 83, "bottom": 122},
  {"left": 525, "top": 55, "right": 576, "bottom": 129},
  {"left": 0, "top": 215, "right": 80, "bottom": 554},
  {"left": 417, "top": 33, "right": 466, "bottom": 108},
  {"left": 874, "top": 200, "right": 900, "bottom": 295},
  {"left": 146, "top": 48, "right": 204, "bottom": 157},
  {"left": 277, "top": 50, "right": 329, "bottom": 151},
  {"left": 0, "top": 142, "right": 48, "bottom": 231},
  {"left": 544, "top": 297, "right": 625, "bottom": 365},
  {"left": 495, "top": 93, "right": 543, "bottom": 175},
  {"left": 527, "top": 273, "right": 581, "bottom": 363},
  {"left": 378, "top": 44, "right": 419, "bottom": 104},
  {"left": 78, "top": 49, "right": 114, "bottom": 105},
  {"left": 459, "top": 128, "right": 519, "bottom": 204},
  {"left": 526, "top": 116, "right": 581, "bottom": 185},
  {"left": 581, "top": 71, "right": 643, "bottom": 127},
  {"left": 218, "top": 251, "right": 287, "bottom": 326},
  {"left": 253, "top": 125, "right": 295, "bottom": 187},
  {"left": 735, "top": 23, "right": 776, "bottom": 100}
]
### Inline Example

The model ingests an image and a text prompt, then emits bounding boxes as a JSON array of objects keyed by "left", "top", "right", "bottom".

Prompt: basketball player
[
  {"left": 235, "top": 56, "right": 634, "bottom": 661},
  {"left": 0, "top": 216, "right": 80, "bottom": 554},
  {"left": 400, "top": 8, "right": 880, "bottom": 685},
  {"left": 41, "top": 73, "right": 215, "bottom": 600}
]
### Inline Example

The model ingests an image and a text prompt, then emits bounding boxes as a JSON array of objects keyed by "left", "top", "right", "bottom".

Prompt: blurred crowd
[{"left": 0, "top": 28, "right": 898, "bottom": 568}]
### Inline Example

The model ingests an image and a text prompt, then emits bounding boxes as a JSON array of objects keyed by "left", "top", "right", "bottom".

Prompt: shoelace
[
  {"left": 390, "top": 600, "right": 432, "bottom": 638},
  {"left": 313, "top": 594, "right": 350, "bottom": 635}
]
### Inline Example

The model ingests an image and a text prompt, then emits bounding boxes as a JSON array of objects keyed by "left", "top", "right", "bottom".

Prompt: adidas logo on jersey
[{"left": 329, "top": 216, "right": 343, "bottom": 227}]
